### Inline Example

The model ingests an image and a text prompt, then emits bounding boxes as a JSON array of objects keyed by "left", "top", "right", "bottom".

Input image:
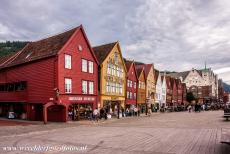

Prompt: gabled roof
[
  {"left": 0, "top": 25, "right": 98, "bottom": 70},
  {"left": 93, "top": 42, "right": 117, "bottom": 64},
  {"left": 165, "top": 76, "right": 172, "bottom": 88},
  {"left": 161, "top": 75, "right": 164, "bottom": 83},
  {"left": 167, "top": 71, "right": 189, "bottom": 81},
  {"left": 124, "top": 59, "right": 138, "bottom": 80},
  {"left": 154, "top": 69, "right": 159, "bottom": 83},
  {"left": 136, "top": 65, "right": 145, "bottom": 81},
  {"left": 0, "top": 26, "right": 80, "bottom": 69},
  {"left": 124, "top": 58, "right": 132, "bottom": 71},
  {"left": 136, "top": 64, "right": 153, "bottom": 77}
]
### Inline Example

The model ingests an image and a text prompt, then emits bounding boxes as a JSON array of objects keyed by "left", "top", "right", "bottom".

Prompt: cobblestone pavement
[{"left": 0, "top": 111, "right": 229, "bottom": 154}]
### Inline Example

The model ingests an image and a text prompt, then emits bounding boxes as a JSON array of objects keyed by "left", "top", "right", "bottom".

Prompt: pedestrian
[
  {"left": 134, "top": 107, "right": 138, "bottom": 116},
  {"left": 121, "top": 107, "right": 125, "bottom": 117},
  {"left": 126, "top": 108, "right": 129, "bottom": 117},
  {"left": 188, "top": 105, "right": 192, "bottom": 113},
  {"left": 100, "top": 108, "right": 105, "bottom": 119},
  {"left": 93, "top": 108, "right": 99, "bottom": 122},
  {"left": 148, "top": 108, "right": 151, "bottom": 116}
]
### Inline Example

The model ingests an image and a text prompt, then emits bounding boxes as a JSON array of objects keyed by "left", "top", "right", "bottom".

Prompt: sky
[{"left": 0, "top": 0, "right": 230, "bottom": 83}]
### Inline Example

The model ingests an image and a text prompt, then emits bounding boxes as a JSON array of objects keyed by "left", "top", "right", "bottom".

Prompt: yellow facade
[
  {"left": 99, "top": 42, "right": 126, "bottom": 109},
  {"left": 137, "top": 69, "right": 146, "bottom": 104},
  {"left": 146, "top": 65, "right": 156, "bottom": 105}
]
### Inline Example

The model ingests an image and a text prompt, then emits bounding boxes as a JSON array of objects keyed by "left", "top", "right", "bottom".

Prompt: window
[
  {"left": 134, "top": 93, "right": 136, "bottom": 99},
  {"left": 130, "top": 92, "right": 132, "bottom": 99},
  {"left": 82, "top": 59, "right": 87, "bottom": 72},
  {"left": 106, "top": 82, "right": 109, "bottom": 93},
  {"left": 112, "top": 82, "right": 115, "bottom": 93},
  {"left": 65, "top": 54, "right": 72, "bottom": 69},
  {"left": 139, "top": 82, "right": 141, "bottom": 88},
  {"left": 114, "top": 52, "right": 118, "bottom": 64},
  {"left": 130, "top": 81, "right": 132, "bottom": 88},
  {"left": 127, "top": 91, "right": 129, "bottom": 99},
  {"left": 107, "top": 63, "right": 111, "bottom": 75},
  {"left": 116, "top": 83, "right": 119, "bottom": 93},
  {"left": 119, "top": 84, "right": 123, "bottom": 94},
  {"left": 65, "top": 78, "right": 72, "bottom": 93},
  {"left": 78, "top": 45, "right": 83, "bottom": 51},
  {"left": 134, "top": 82, "right": 136, "bottom": 89},
  {"left": 82, "top": 80, "right": 87, "bottom": 94},
  {"left": 89, "top": 81, "right": 94, "bottom": 94},
  {"left": 88, "top": 61, "right": 94, "bottom": 73}
]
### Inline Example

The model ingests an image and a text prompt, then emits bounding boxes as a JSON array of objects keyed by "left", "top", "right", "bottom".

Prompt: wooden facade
[
  {"left": 0, "top": 26, "right": 99, "bottom": 123},
  {"left": 136, "top": 66, "right": 146, "bottom": 114},
  {"left": 124, "top": 60, "right": 138, "bottom": 108},
  {"left": 93, "top": 42, "right": 126, "bottom": 117}
]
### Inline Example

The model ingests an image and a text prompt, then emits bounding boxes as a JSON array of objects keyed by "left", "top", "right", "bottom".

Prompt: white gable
[{"left": 184, "top": 69, "right": 205, "bottom": 87}]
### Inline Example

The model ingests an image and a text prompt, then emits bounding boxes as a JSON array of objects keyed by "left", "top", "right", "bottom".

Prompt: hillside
[
  {"left": 223, "top": 82, "right": 230, "bottom": 93},
  {"left": 0, "top": 41, "right": 28, "bottom": 57}
]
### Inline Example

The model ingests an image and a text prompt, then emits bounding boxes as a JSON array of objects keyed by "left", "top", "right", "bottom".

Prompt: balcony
[{"left": 0, "top": 91, "right": 27, "bottom": 102}]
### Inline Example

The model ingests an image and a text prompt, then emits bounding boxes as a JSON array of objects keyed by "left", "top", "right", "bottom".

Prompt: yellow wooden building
[
  {"left": 136, "top": 66, "right": 146, "bottom": 114},
  {"left": 93, "top": 42, "right": 126, "bottom": 117},
  {"left": 136, "top": 64, "right": 156, "bottom": 110}
]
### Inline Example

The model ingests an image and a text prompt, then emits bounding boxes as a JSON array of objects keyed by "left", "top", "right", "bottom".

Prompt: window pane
[
  {"left": 89, "top": 81, "right": 94, "bottom": 94},
  {"left": 65, "top": 78, "right": 72, "bottom": 93},
  {"left": 82, "top": 80, "right": 87, "bottom": 94},
  {"left": 82, "top": 59, "right": 87, "bottom": 72},
  {"left": 89, "top": 61, "right": 94, "bottom": 73},
  {"left": 65, "top": 54, "right": 71, "bottom": 69}
]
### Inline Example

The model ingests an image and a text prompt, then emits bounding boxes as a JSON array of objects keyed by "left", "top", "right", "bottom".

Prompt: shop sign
[{"left": 69, "top": 97, "right": 95, "bottom": 101}]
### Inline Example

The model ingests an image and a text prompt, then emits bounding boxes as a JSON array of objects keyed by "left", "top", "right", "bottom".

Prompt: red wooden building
[
  {"left": 165, "top": 76, "right": 172, "bottom": 107},
  {"left": 0, "top": 25, "right": 98, "bottom": 123},
  {"left": 124, "top": 60, "right": 138, "bottom": 109},
  {"left": 171, "top": 78, "right": 178, "bottom": 109},
  {"left": 176, "top": 79, "right": 183, "bottom": 106}
]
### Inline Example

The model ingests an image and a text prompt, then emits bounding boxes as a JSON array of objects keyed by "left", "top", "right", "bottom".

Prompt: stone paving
[{"left": 0, "top": 111, "right": 229, "bottom": 154}]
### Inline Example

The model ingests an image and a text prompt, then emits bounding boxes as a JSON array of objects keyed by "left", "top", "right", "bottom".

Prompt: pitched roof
[
  {"left": 136, "top": 64, "right": 153, "bottom": 77},
  {"left": 124, "top": 59, "right": 133, "bottom": 71},
  {"left": 0, "top": 26, "right": 79, "bottom": 69},
  {"left": 93, "top": 42, "right": 117, "bottom": 64},
  {"left": 136, "top": 66, "right": 144, "bottom": 78},
  {"left": 167, "top": 71, "right": 189, "bottom": 81},
  {"left": 154, "top": 69, "right": 159, "bottom": 83}
]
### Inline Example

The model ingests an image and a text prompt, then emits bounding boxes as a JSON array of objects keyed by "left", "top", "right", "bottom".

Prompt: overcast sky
[{"left": 0, "top": 0, "right": 230, "bottom": 83}]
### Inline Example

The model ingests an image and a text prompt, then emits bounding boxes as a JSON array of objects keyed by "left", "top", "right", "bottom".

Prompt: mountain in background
[
  {"left": 223, "top": 82, "right": 230, "bottom": 93},
  {"left": 0, "top": 41, "right": 28, "bottom": 57}
]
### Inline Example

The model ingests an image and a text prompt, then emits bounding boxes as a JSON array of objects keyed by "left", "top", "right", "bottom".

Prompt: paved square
[{"left": 0, "top": 111, "right": 229, "bottom": 154}]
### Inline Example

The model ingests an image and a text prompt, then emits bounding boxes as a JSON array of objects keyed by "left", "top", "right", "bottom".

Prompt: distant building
[{"left": 168, "top": 65, "right": 220, "bottom": 104}]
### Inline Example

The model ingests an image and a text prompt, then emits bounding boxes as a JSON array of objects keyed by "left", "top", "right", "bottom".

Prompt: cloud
[{"left": 0, "top": 0, "right": 229, "bottom": 82}]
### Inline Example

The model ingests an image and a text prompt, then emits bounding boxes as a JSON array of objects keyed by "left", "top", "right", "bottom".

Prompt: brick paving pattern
[{"left": 0, "top": 111, "right": 229, "bottom": 154}]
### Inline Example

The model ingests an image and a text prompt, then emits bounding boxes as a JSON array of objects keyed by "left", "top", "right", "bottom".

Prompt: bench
[
  {"left": 221, "top": 129, "right": 230, "bottom": 145},
  {"left": 223, "top": 113, "right": 230, "bottom": 121},
  {"left": 223, "top": 109, "right": 230, "bottom": 121}
]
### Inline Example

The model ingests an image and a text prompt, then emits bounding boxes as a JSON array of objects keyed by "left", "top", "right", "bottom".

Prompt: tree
[{"left": 186, "top": 92, "right": 195, "bottom": 104}]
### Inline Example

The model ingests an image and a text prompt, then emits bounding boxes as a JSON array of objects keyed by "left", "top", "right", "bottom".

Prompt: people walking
[
  {"left": 93, "top": 108, "right": 99, "bottom": 122},
  {"left": 188, "top": 105, "right": 192, "bottom": 113}
]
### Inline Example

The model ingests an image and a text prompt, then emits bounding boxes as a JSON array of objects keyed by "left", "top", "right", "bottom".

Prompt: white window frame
[
  {"left": 82, "top": 80, "right": 88, "bottom": 94},
  {"left": 82, "top": 59, "right": 88, "bottom": 72},
  {"left": 88, "top": 61, "right": 94, "bottom": 74},
  {"left": 65, "top": 78, "right": 72, "bottom": 93},
  {"left": 64, "top": 54, "right": 72, "bottom": 69},
  {"left": 89, "top": 81, "right": 94, "bottom": 94}
]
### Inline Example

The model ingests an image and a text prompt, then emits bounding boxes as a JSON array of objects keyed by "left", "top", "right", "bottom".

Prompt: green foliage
[
  {"left": 0, "top": 41, "right": 28, "bottom": 57},
  {"left": 186, "top": 92, "right": 195, "bottom": 103}
]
